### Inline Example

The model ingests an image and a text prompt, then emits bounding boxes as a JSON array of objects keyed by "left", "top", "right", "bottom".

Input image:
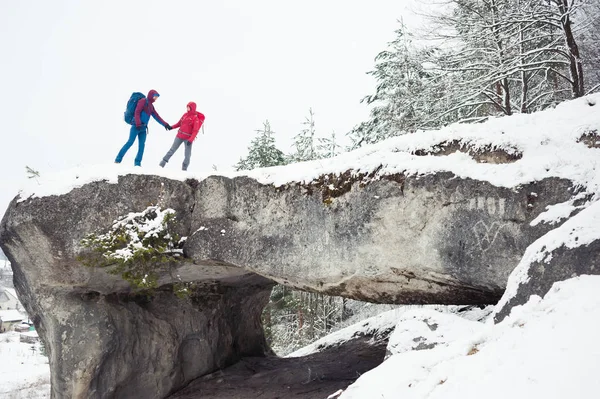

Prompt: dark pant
[
  {"left": 115, "top": 125, "right": 147, "bottom": 166},
  {"left": 161, "top": 137, "right": 193, "bottom": 170}
]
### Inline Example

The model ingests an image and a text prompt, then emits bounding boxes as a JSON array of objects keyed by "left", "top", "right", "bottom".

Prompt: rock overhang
[
  {"left": 0, "top": 172, "right": 581, "bottom": 398},
  {"left": 2, "top": 171, "right": 578, "bottom": 302}
]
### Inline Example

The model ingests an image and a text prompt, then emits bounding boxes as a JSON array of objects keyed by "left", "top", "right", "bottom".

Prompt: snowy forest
[
  {"left": 234, "top": 0, "right": 600, "bottom": 355},
  {"left": 350, "top": 0, "right": 600, "bottom": 146}
]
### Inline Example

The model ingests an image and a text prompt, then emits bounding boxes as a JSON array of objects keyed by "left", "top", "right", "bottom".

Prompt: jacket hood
[
  {"left": 148, "top": 89, "right": 160, "bottom": 103},
  {"left": 187, "top": 102, "right": 197, "bottom": 112}
]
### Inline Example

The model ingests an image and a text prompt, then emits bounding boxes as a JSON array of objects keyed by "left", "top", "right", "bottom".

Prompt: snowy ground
[
  {"left": 0, "top": 332, "right": 49, "bottom": 399},
  {"left": 340, "top": 275, "right": 600, "bottom": 399},
  {"left": 288, "top": 305, "right": 491, "bottom": 358}
]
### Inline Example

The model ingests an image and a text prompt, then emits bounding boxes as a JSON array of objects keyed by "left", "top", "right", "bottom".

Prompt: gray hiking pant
[{"left": 161, "top": 137, "right": 193, "bottom": 170}]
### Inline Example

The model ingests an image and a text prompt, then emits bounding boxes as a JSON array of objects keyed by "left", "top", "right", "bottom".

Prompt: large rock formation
[
  {"left": 494, "top": 240, "right": 600, "bottom": 322},
  {"left": 1, "top": 176, "right": 273, "bottom": 399},
  {"left": 187, "top": 172, "right": 572, "bottom": 304},
  {"left": 494, "top": 201, "right": 600, "bottom": 322},
  {"left": 0, "top": 171, "right": 574, "bottom": 398}
]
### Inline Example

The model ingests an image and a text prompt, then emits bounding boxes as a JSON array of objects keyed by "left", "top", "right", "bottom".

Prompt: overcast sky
[{"left": 0, "top": 0, "right": 421, "bottom": 214}]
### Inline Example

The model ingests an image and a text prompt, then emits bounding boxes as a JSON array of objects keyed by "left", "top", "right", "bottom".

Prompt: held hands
[{"left": 164, "top": 124, "right": 172, "bottom": 131}]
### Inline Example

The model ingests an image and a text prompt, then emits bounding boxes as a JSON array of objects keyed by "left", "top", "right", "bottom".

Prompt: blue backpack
[{"left": 124, "top": 92, "right": 146, "bottom": 124}]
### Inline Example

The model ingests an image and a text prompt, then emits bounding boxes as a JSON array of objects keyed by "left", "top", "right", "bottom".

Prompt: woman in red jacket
[{"left": 159, "top": 102, "right": 205, "bottom": 171}]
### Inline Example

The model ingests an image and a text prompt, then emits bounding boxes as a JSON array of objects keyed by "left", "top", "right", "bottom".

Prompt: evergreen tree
[
  {"left": 317, "top": 131, "right": 342, "bottom": 159},
  {"left": 290, "top": 108, "right": 319, "bottom": 162},
  {"left": 347, "top": 20, "right": 444, "bottom": 149},
  {"left": 235, "top": 120, "right": 287, "bottom": 171}
]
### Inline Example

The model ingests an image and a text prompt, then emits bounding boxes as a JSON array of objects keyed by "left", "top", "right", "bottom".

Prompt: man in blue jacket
[{"left": 115, "top": 89, "right": 171, "bottom": 166}]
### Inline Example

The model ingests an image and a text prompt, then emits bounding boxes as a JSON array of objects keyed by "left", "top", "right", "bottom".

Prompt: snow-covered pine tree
[
  {"left": 290, "top": 108, "right": 319, "bottom": 162},
  {"left": 235, "top": 120, "right": 287, "bottom": 171},
  {"left": 316, "top": 131, "right": 342, "bottom": 159},
  {"left": 347, "top": 20, "right": 443, "bottom": 149}
]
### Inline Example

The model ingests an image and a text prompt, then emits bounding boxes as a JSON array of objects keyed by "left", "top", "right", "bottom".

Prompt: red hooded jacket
[{"left": 171, "top": 102, "right": 205, "bottom": 142}]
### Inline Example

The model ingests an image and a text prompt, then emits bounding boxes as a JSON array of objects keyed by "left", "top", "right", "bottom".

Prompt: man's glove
[{"left": 165, "top": 124, "right": 172, "bottom": 131}]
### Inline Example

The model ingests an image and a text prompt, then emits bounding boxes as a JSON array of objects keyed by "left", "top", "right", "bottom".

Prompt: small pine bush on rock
[{"left": 78, "top": 206, "right": 189, "bottom": 295}]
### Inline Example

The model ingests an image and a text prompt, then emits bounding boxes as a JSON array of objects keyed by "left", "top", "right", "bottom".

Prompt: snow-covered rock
[
  {"left": 494, "top": 199, "right": 600, "bottom": 322},
  {"left": 386, "top": 306, "right": 491, "bottom": 359},
  {"left": 341, "top": 275, "right": 600, "bottom": 399}
]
